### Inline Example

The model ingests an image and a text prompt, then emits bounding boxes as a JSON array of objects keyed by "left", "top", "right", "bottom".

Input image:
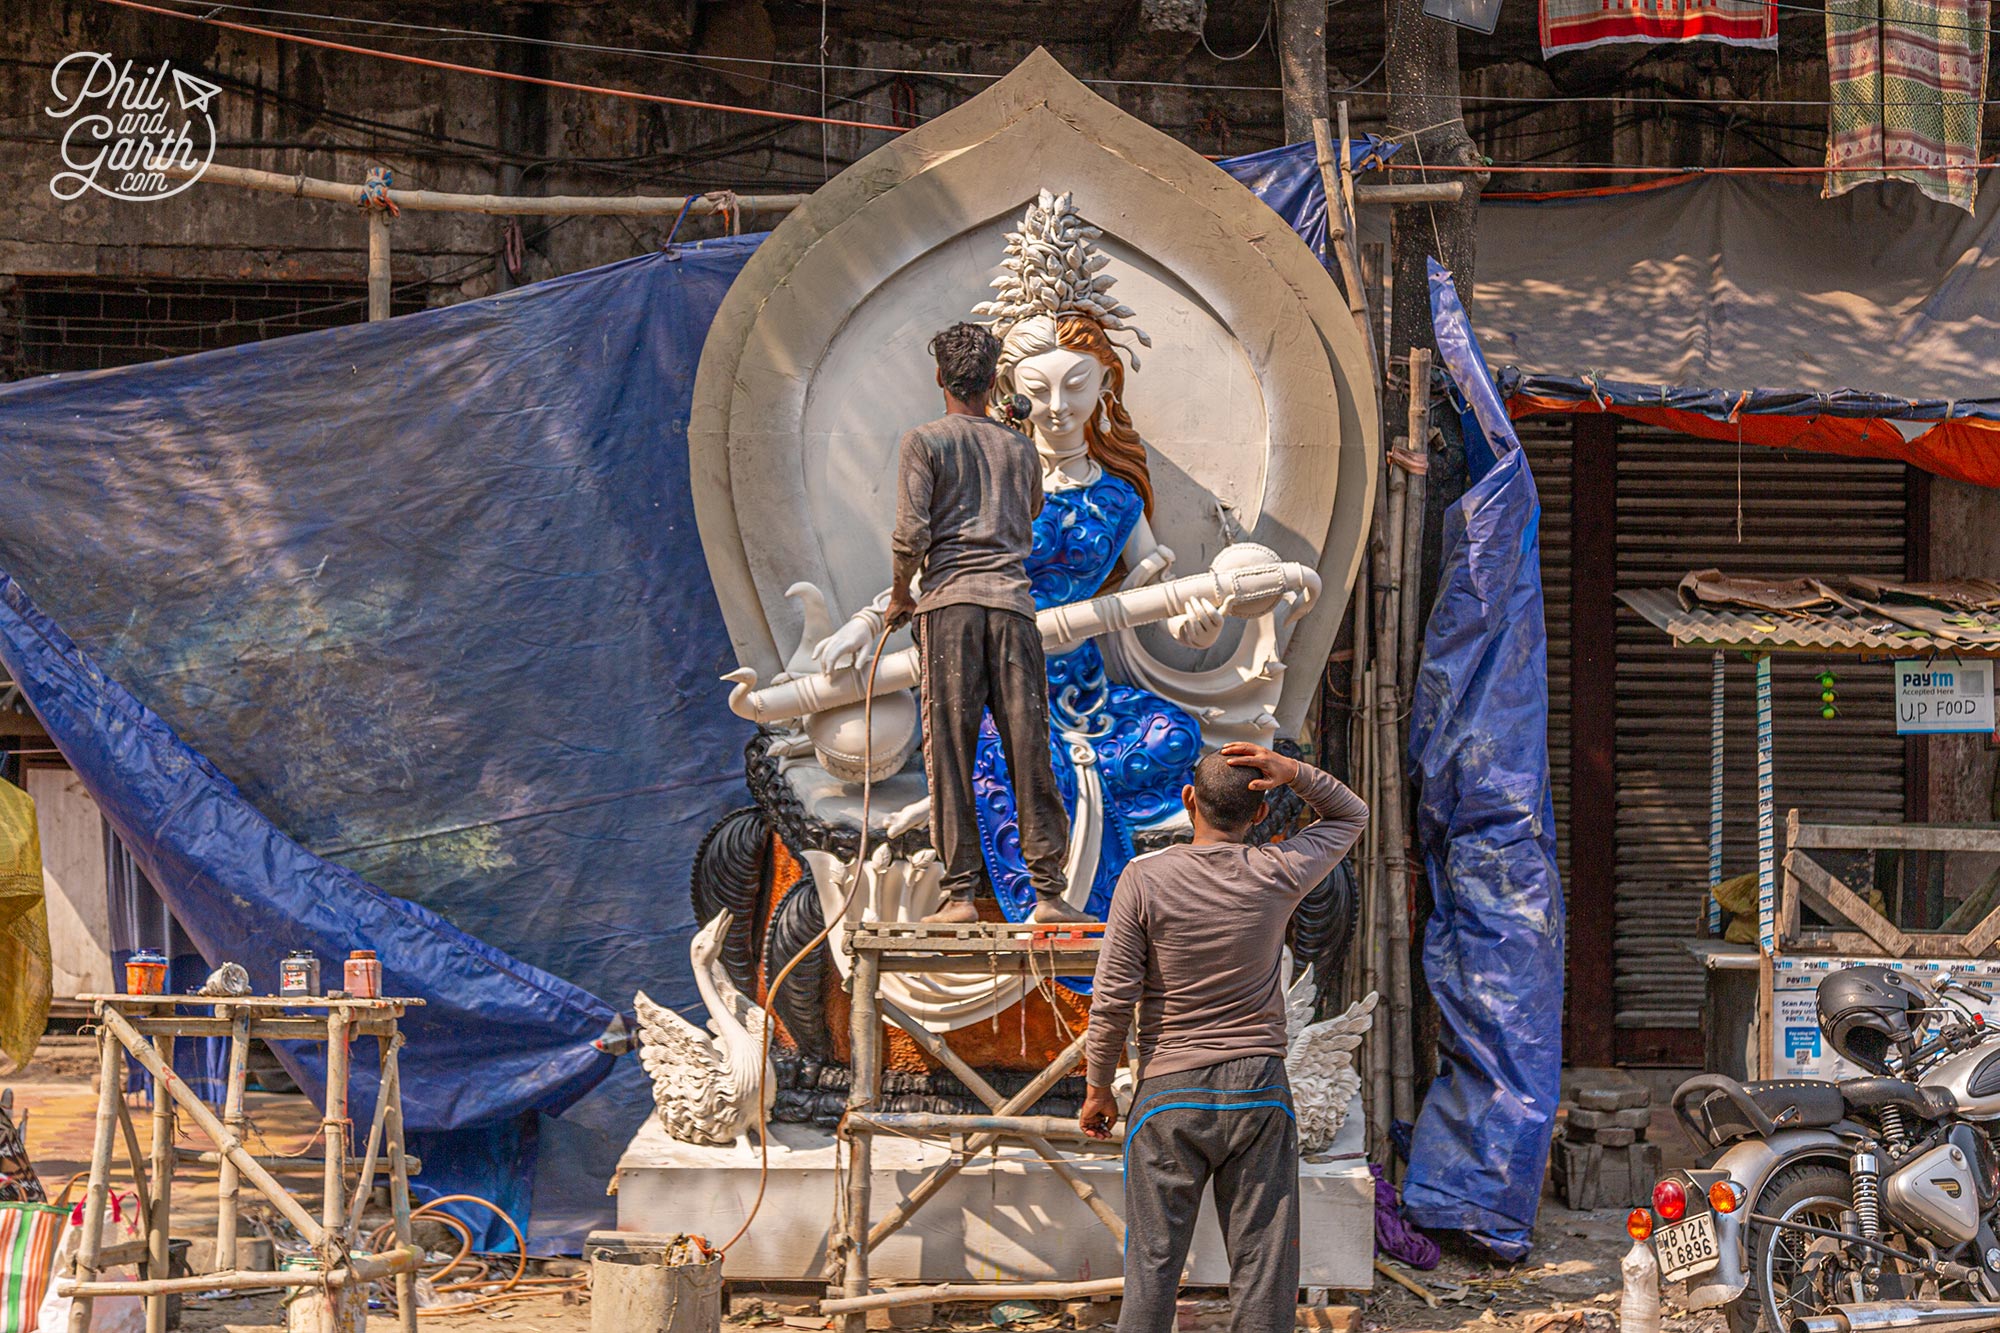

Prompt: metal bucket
[{"left": 590, "top": 1252, "right": 723, "bottom": 1333}]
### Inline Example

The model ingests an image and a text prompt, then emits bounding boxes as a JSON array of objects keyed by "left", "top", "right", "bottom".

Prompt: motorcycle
[{"left": 1638, "top": 964, "right": 2000, "bottom": 1333}]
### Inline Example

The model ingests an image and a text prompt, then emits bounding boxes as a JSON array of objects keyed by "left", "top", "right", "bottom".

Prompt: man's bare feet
[
  {"left": 922, "top": 897, "right": 981, "bottom": 924},
  {"left": 1029, "top": 897, "right": 1093, "bottom": 924}
]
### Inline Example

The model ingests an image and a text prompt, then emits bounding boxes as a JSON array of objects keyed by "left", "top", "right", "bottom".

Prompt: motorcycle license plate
[{"left": 1656, "top": 1213, "right": 1719, "bottom": 1282}]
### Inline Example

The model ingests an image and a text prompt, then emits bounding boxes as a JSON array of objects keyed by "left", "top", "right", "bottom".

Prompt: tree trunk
[
  {"left": 1385, "top": 0, "right": 1485, "bottom": 381},
  {"left": 1276, "top": 0, "right": 1329, "bottom": 145}
]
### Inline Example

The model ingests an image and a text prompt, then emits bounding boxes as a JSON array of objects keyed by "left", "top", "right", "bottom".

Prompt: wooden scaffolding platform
[
  {"left": 826, "top": 920, "right": 1121, "bottom": 1328},
  {"left": 60, "top": 994, "right": 425, "bottom": 1333}
]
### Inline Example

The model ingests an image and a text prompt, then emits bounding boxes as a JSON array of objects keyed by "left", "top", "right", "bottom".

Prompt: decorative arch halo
[{"left": 689, "top": 48, "right": 1377, "bottom": 734}]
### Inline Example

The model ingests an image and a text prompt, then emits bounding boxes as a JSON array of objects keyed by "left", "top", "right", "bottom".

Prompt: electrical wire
[
  {"left": 365, "top": 1193, "right": 588, "bottom": 1317},
  {"left": 89, "top": 0, "right": 904, "bottom": 134},
  {"left": 1200, "top": 0, "right": 1274, "bottom": 62},
  {"left": 717, "top": 616, "right": 901, "bottom": 1256}
]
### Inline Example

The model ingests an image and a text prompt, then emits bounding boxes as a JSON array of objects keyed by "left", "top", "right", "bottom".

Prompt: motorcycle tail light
[
  {"left": 1653, "top": 1178, "right": 1687, "bottom": 1221},
  {"left": 1709, "top": 1180, "right": 1742, "bottom": 1213},
  {"left": 1627, "top": 1208, "right": 1654, "bottom": 1241}
]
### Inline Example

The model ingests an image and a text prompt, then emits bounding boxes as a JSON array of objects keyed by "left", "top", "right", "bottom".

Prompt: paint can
[
  {"left": 124, "top": 949, "right": 168, "bottom": 995},
  {"left": 343, "top": 950, "right": 381, "bottom": 999},
  {"left": 279, "top": 950, "right": 322, "bottom": 998}
]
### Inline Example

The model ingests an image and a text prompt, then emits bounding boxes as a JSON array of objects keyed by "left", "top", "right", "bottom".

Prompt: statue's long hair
[{"left": 997, "top": 313, "right": 1154, "bottom": 517}]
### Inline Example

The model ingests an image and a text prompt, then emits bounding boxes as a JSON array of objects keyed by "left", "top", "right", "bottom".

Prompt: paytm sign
[{"left": 1895, "top": 660, "right": 1996, "bottom": 735}]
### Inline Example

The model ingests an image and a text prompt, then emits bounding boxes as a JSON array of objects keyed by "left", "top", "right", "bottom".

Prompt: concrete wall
[{"left": 25, "top": 765, "right": 111, "bottom": 998}]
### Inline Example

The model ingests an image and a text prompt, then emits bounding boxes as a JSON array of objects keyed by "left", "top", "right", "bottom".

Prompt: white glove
[
  {"left": 813, "top": 610, "right": 883, "bottom": 673},
  {"left": 1166, "top": 596, "right": 1225, "bottom": 649}
]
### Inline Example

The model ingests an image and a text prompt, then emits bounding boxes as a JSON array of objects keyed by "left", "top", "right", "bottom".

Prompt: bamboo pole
[
  {"left": 848, "top": 1111, "right": 1123, "bottom": 1147},
  {"left": 1311, "top": 116, "right": 1378, "bottom": 378},
  {"left": 322, "top": 1010, "right": 349, "bottom": 1242},
  {"left": 366, "top": 211, "right": 392, "bottom": 321},
  {"left": 345, "top": 1053, "right": 392, "bottom": 1244},
  {"left": 146, "top": 1034, "right": 174, "bottom": 1333},
  {"left": 67, "top": 1027, "right": 123, "bottom": 1333},
  {"left": 216, "top": 1011, "right": 250, "bottom": 1273},
  {"left": 381, "top": 1040, "right": 419, "bottom": 1333},
  {"left": 95, "top": 1007, "right": 326, "bottom": 1245},
  {"left": 841, "top": 949, "right": 882, "bottom": 1333},
  {"left": 1354, "top": 182, "right": 1465, "bottom": 206},
  {"left": 1378, "top": 353, "right": 1422, "bottom": 1132},
  {"left": 823, "top": 1278, "right": 1126, "bottom": 1315},
  {"left": 64, "top": 1269, "right": 332, "bottom": 1297},
  {"left": 163, "top": 160, "right": 807, "bottom": 217},
  {"left": 874, "top": 1001, "right": 1124, "bottom": 1241},
  {"left": 863, "top": 1029, "right": 1089, "bottom": 1252},
  {"left": 1396, "top": 349, "right": 1432, "bottom": 709},
  {"left": 113, "top": 1092, "right": 153, "bottom": 1224}
]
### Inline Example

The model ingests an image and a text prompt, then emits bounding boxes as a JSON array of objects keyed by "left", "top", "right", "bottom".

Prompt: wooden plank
[
  {"left": 1787, "top": 852, "right": 1913, "bottom": 954},
  {"left": 1568, "top": 413, "right": 1618, "bottom": 1067},
  {"left": 1789, "top": 824, "right": 2000, "bottom": 852}
]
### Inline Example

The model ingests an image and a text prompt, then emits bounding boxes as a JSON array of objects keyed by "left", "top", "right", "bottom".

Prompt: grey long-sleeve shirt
[
  {"left": 1084, "top": 765, "right": 1370, "bottom": 1088},
  {"left": 890, "top": 414, "right": 1042, "bottom": 620}
]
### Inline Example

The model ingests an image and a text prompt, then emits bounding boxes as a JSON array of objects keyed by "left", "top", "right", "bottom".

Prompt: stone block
[
  {"left": 1567, "top": 1106, "right": 1651, "bottom": 1134},
  {"left": 1577, "top": 1086, "right": 1649, "bottom": 1112},
  {"left": 1064, "top": 1299, "right": 1120, "bottom": 1328},
  {"left": 1297, "top": 1306, "right": 1359, "bottom": 1331},
  {"left": 1553, "top": 1139, "right": 1663, "bottom": 1210}
]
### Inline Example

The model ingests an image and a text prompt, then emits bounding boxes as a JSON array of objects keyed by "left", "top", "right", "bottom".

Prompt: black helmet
[{"left": 1816, "top": 965, "right": 1931, "bottom": 1074}]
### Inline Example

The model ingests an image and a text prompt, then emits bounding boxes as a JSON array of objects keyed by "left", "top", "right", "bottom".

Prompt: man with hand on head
[{"left": 1079, "top": 741, "right": 1368, "bottom": 1333}]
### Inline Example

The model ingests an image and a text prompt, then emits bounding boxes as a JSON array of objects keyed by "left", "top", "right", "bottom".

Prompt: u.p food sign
[{"left": 1895, "top": 660, "right": 1995, "bottom": 735}]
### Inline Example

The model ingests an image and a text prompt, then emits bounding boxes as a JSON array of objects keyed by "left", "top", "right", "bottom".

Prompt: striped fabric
[
  {"left": 0, "top": 1201, "right": 63, "bottom": 1333},
  {"left": 1539, "top": 0, "right": 1777, "bottom": 58},
  {"left": 1825, "top": 0, "right": 1991, "bottom": 213}
]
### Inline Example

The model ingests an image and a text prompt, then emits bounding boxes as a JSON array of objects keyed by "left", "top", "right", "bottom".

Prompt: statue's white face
[{"left": 1011, "top": 346, "right": 1106, "bottom": 456}]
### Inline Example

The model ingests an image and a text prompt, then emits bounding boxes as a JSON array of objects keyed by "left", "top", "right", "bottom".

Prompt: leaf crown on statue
[{"left": 972, "top": 190, "right": 1152, "bottom": 369}]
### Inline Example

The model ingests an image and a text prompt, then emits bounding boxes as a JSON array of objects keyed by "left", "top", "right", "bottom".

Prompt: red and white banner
[{"left": 1539, "top": 0, "right": 1778, "bottom": 57}]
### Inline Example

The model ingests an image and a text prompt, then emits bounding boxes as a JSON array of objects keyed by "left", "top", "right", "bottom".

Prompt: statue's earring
[{"left": 1096, "top": 389, "right": 1114, "bottom": 423}]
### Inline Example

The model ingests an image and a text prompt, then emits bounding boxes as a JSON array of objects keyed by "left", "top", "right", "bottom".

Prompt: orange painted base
[{"left": 757, "top": 836, "right": 1088, "bottom": 1075}]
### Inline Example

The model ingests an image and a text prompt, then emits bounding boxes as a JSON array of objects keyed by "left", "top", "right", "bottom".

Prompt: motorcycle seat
[
  {"left": 1740, "top": 1078, "right": 1846, "bottom": 1129},
  {"left": 1838, "top": 1076, "right": 1956, "bottom": 1119}
]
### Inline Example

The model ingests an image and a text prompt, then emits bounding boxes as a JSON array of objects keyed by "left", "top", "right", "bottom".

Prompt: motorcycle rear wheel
[{"left": 1728, "top": 1162, "right": 1854, "bottom": 1333}]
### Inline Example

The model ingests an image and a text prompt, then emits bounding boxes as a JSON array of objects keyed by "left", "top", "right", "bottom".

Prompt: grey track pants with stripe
[{"left": 1119, "top": 1055, "right": 1300, "bottom": 1333}]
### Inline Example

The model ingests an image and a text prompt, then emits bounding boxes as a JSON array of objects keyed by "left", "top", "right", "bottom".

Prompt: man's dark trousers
[
  {"left": 1119, "top": 1056, "right": 1300, "bottom": 1333},
  {"left": 915, "top": 603, "right": 1069, "bottom": 903}
]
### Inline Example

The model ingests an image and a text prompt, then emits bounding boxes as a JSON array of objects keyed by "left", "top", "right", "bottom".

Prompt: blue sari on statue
[{"left": 969, "top": 471, "right": 1202, "bottom": 938}]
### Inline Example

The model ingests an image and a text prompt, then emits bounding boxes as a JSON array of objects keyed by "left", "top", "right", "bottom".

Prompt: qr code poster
[{"left": 1770, "top": 957, "right": 2000, "bottom": 1080}]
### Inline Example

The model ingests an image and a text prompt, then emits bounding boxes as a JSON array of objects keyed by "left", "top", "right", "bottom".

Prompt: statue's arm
[{"left": 1119, "top": 513, "right": 1221, "bottom": 648}]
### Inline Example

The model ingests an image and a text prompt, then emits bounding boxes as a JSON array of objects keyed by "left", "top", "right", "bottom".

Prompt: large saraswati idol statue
[{"left": 645, "top": 49, "right": 1377, "bottom": 1144}]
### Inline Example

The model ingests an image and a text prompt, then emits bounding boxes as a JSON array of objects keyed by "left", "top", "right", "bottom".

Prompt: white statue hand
[
  {"left": 1120, "top": 543, "right": 1175, "bottom": 591},
  {"left": 813, "top": 612, "right": 881, "bottom": 673},
  {"left": 1167, "top": 595, "right": 1225, "bottom": 649}
]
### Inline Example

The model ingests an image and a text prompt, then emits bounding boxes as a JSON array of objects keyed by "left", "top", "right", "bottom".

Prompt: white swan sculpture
[
  {"left": 1286, "top": 970, "right": 1378, "bottom": 1155},
  {"left": 635, "top": 910, "right": 775, "bottom": 1149}
]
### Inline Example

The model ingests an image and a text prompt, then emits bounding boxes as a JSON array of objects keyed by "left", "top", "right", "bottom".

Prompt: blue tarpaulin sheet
[
  {"left": 0, "top": 144, "right": 1352, "bottom": 1248},
  {"left": 1402, "top": 260, "right": 1566, "bottom": 1261},
  {"left": 0, "top": 239, "right": 762, "bottom": 1248}
]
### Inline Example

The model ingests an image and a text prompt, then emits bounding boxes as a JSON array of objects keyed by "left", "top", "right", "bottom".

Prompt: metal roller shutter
[
  {"left": 1612, "top": 429, "right": 1907, "bottom": 1033},
  {"left": 1519, "top": 419, "right": 1572, "bottom": 892}
]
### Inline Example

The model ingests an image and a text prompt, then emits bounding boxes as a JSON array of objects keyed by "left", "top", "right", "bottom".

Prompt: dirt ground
[{"left": 7, "top": 1036, "right": 1723, "bottom": 1333}]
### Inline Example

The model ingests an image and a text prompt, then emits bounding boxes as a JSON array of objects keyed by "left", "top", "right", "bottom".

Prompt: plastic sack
[
  {"left": 35, "top": 1195, "right": 142, "bottom": 1333},
  {"left": 0, "top": 1200, "right": 64, "bottom": 1333},
  {"left": 1619, "top": 1241, "right": 1661, "bottom": 1333}
]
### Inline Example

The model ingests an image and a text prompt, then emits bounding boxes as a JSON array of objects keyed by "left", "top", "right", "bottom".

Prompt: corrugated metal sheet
[
  {"left": 1617, "top": 588, "right": 1987, "bottom": 655},
  {"left": 1612, "top": 431, "right": 1907, "bottom": 1032}
]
